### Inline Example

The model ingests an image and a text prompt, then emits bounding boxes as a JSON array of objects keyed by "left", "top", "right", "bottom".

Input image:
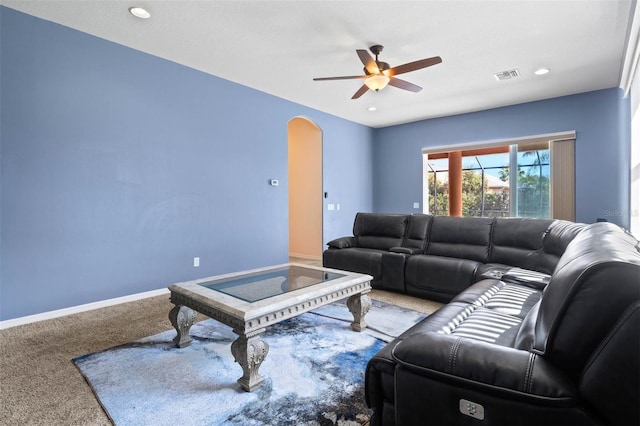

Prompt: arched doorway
[{"left": 288, "top": 117, "right": 323, "bottom": 260}]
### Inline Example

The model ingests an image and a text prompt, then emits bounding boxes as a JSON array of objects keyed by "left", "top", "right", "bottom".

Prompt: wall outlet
[
  {"left": 193, "top": 257, "right": 200, "bottom": 267},
  {"left": 413, "top": 202, "right": 420, "bottom": 209}
]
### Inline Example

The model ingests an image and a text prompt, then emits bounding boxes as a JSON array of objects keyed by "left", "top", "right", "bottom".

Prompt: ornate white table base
[
  {"left": 230, "top": 329, "right": 269, "bottom": 391},
  {"left": 168, "top": 291, "right": 371, "bottom": 392}
]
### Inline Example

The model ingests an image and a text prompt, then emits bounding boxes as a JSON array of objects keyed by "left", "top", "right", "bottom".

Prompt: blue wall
[
  {"left": 373, "top": 89, "right": 631, "bottom": 228},
  {"left": 0, "top": 7, "right": 373, "bottom": 320},
  {"left": 1, "top": 7, "right": 632, "bottom": 321}
]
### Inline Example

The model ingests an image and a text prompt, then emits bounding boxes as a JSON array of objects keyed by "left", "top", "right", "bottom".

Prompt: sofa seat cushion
[
  {"left": 436, "top": 280, "right": 542, "bottom": 346},
  {"left": 322, "top": 247, "right": 383, "bottom": 285},
  {"left": 451, "top": 280, "right": 542, "bottom": 317},
  {"left": 439, "top": 306, "right": 523, "bottom": 346},
  {"left": 482, "top": 281, "right": 541, "bottom": 315},
  {"left": 405, "top": 254, "right": 481, "bottom": 302}
]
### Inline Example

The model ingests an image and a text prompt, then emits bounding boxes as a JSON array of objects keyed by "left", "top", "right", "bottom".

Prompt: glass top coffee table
[{"left": 168, "top": 263, "right": 372, "bottom": 391}]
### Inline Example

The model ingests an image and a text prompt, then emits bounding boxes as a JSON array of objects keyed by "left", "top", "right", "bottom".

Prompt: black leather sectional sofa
[
  {"left": 323, "top": 213, "right": 583, "bottom": 301},
  {"left": 323, "top": 213, "right": 640, "bottom": 425}
]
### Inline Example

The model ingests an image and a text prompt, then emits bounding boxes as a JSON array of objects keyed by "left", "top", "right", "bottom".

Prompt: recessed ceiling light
[
  {"left": 367, "top": 106, "right": 377, "bottom": 112},
  {"left": 129, "top": 7, "right": 150, "bottom": 19},
  {"left": 534, "top": 68, "right": 550, "bottom": 75}
]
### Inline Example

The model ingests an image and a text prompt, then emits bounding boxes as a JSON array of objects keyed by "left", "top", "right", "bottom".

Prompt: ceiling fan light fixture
[
  {"left": 365, "top": 74, "right": 390, "bottom": 91},
  {"left": 313, "top": 45, "right": 441, "bottom": 99}
]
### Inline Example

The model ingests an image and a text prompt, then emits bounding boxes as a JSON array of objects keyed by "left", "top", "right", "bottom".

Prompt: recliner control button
[{"left": 459, "top": 399, "right": 485, "bottom": 420}]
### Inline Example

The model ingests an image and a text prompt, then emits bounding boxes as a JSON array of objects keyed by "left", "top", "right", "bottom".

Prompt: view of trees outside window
[
  {"left": 425, "top": 146, "right": 550, "bottom": 218},
  {"left": 513, "top": 149, "right": 550, "bottom": 217}
]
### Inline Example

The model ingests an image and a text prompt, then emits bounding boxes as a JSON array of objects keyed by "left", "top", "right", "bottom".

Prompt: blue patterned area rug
[{"left": 73, "top": 300, "right": 426, "bottom": 426}]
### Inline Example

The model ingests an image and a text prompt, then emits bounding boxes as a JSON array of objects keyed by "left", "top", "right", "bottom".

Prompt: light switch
[
  {"left": 327, "top": 204, "right": 335, "bottom": 211},
  {"left": 413, "top": 202, "right": 420, "bottom": 209}
]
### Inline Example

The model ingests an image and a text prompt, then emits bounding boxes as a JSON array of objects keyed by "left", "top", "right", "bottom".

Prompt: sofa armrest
[
  {"left": 392, "top": 332, "right": 575, "bottom": 399},
  {"left": 501, "top": 267, "right": 551, "bottom": 290},
  {"left": 327, "top": 236, "right": 356, "bottom": 249},
  {"left": 389, "top": 246, "right": 423, "bottom": 255}
]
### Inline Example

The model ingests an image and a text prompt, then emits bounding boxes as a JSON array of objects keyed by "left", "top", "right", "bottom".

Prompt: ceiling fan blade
[
  {"left": 388, "top": 77, "right": 422, "bottom": 92},
  {"left": 313, "top": 75, "right": 367, "bottom": 81},
  {"left": 387, "top": 56, "right": 442, "bottom": 76},
  {"left": 356, "top": 49, "right": 380, "bottom": 74},
  {"left": 351, "top": 84, "right": 370, "bottom": 99}
]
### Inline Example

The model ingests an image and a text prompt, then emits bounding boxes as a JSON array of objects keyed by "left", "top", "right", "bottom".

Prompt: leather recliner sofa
[
  {"left": 322, "top": 213, "right": 640, "bottom": 425},
  {"left": 323, "top": 213, "right": 584, "bottom": 301}
]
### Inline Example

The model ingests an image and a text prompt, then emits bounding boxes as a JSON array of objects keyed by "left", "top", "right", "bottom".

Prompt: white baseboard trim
[{"left": 0, "top": 288, "right": 170, "bottom": 330}]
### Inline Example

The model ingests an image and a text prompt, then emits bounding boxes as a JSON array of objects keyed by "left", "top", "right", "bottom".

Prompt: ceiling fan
[{"left": 313, "top": 45, "right": 442, "bottom": 99}]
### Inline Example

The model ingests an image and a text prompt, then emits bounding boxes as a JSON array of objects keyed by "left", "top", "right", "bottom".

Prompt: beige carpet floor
[{"left": 0, "top": 267, "right": 442, "bottom": 425}]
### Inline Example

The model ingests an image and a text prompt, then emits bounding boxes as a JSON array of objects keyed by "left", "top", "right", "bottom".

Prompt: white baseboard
[{"left": 0, "top": 288, "right": 170, "bottom": 330}]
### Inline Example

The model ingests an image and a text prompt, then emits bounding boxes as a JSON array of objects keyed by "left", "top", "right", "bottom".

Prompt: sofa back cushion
[
  {"left": 490, "top": 218, "right": 554, "bottom": 271},
  {"left": 353, "top": 212, "right": 408, "bottom": 250},
  {"left": 533, "top": 223, "right": 640, "bottom": 379},
  {"left": 402, "top": 214, "right": 432, "bottom": 251},
  {"left": 426, "top": 216, "right": 493, "bottom": 262},
  {"left": 537, "top": 220, "right": 586, "bottom": 274}
]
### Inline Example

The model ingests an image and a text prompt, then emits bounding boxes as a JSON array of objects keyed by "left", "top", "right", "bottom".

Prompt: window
[
  {"left": 425, "top": 150, "right": 512, "bottom": 217},
  {"left": 422, "top": 132, "right": 575, "bottom": 219}
]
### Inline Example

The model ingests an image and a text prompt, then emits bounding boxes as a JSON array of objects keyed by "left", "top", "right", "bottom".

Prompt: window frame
[{"left": 422, "top": 131, "right": 576, "bottom": 219}]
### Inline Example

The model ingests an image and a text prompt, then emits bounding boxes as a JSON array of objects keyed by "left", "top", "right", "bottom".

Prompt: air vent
[{"left": 494, "top": 69, "right": 520, "bottom": 81}]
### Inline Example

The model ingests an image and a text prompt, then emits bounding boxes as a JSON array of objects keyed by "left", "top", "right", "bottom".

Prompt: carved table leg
[
  {"left": 169, "top": 305, "right": 197, "bottom": 348},
  {"left": 230, "top": 328, "right": 269, "bottom": 392},
  {"left": 347, "top": 292, "right": 372, "bottom": 332}
]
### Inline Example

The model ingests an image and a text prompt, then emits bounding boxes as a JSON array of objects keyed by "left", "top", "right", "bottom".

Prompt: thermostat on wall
[{"left": 269, "top": 179, "right": 279, "bottom": 186}]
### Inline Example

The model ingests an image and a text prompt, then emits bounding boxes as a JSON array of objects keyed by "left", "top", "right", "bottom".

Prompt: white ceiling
[{"left": 2, "top": 0, "right": 636, "bottom": 128}]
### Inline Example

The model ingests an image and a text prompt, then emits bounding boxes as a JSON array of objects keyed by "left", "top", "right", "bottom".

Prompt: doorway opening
[{"left": 288, "top": 117, "right": 323, "bottom": 260}]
